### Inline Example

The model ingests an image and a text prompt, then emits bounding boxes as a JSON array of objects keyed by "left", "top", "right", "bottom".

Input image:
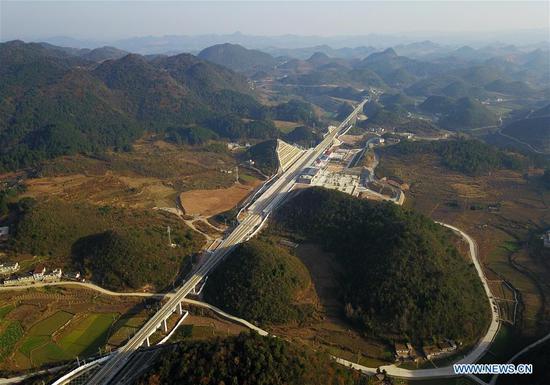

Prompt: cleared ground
[
  {"left": 179, "top": 180, "right": 261, "bottom": 217},
  {"left": 273, "top": 120, "right": 302, "bottom": 133},
  {"left": 17, "top": 139, "right": 244, "bottom": 209}
]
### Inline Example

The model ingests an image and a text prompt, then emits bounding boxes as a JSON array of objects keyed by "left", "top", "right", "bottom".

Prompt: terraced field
[{"left": 0, "top": 287, "right": 154, "bottom": 371}]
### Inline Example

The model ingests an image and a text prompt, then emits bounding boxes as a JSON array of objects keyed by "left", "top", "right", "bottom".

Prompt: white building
[{"left": 0, "top": 262, "right": 19, "bottom": 275}]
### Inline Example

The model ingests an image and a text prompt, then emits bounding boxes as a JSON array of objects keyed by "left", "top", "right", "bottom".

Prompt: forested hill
[
  {"left": 274, "top": 188, "right": 490, "bottom": 344},
  {"left": 204, "top": 239, "right": 315, "bottom": 325},
  {"left": 137, "top": 332, "right": 367, "bottom": 385},
  {"left": 0, "top": 40, "right": 273, "bottom": 171},
  {"left": 198, "top": 43, "right": 278, "bottom": 74},
  {"left": 385, "top": 139, "right": 525, "bottom": 175}
]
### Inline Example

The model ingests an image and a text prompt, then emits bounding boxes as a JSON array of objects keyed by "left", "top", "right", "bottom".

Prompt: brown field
[
  {"left": 339, "top": 134, "right": 364, "bottom": 146},
  {"left": 22, "top": 173, "right": 177, "bottom": 209},
  {"left": 179, "top": 180, "right": 261, "bottom": 217},
  {"left": 376, "top": 151, "right": 550, "bottom": 350},
  {"left": 15, "top": 139, "right": 244, "bottom": 209},
  {"left": 273, "top": 120, "right": 301, "bottom": 133}
]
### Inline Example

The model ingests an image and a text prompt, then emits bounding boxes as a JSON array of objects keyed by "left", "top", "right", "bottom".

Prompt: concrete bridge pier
[{"left": 163, "top": 318, "right": 167, "bottom": 332}]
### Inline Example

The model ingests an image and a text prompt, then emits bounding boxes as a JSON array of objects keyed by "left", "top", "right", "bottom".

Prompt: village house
[
  {"left": 0, "top": 262, "right": 19, "bottom": 275},
  {"left": 395, "top": 343, "right": 410, "bottom": 360},
  {"left": 33, "top": 265, "right": 46, "bottom": 280},
  {"left": 423, "top": 340, "right": 458, "bottom": 360},
  {"left": 64, "top": 271, "right": 81, "bottom": 280}
]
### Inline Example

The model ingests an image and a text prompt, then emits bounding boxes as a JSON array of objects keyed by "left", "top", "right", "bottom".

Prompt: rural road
[{"left": 0, "top": 221, "right": 498, "bottom": 383}]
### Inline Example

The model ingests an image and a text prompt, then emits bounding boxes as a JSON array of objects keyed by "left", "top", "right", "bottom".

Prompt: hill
[
  {"left": 204, "top": 239, "right": 314, "bottom": 325},
  {"left": 241, "top": 140, "right": 278, "bottom": 175},
  {"left": 204, "top": 239, "right": 315, "bottom": 325},
  {"left": 283, "top": 126, "right": 322, "bottom": 147},
  {"left": 0, "top": 40, "right": 272, "bottom": 171},
  {"left": 484, "top": 79, "right": 534, "bottom": 96},
  {"left": 420, "top": 96, "right": 498, "bottom": 130},
  {"left": 440, "top": 97, "right": 498, "bottom": 129},
  {"left": 419, "top": 95, "right": 455, "bottom": 114},
  {"left": 501, "top": 116, "right": 550, "bottom": 153},
  {"left": 10, "top": 199, "right": 204, "bottom": 291},
  {"left": 198, "top": 43, "right": 278, "bottom": 74},
  {"left": 531, "top": 103, "right": 550, "bottom": 118},
  {"left": 273, "top": 188, "right": 490, "bottom": 344},
  {"left": 137, "top": 332, "right": 367, "bottom": 385},
  {"left": 81, "top": 46, "right": 129, "bottom": 62},
  {"left": 386, "top": 139, "right": 523, "bottom": 175}
]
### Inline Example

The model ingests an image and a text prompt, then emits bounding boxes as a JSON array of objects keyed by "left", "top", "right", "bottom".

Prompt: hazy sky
[{"left": 1, "top": 1, "right": 549, "bottom": 41}]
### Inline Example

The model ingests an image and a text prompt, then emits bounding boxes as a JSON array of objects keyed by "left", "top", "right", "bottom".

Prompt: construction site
[{"left": 290, "top": 134, "right": 404, "bottom": 204}]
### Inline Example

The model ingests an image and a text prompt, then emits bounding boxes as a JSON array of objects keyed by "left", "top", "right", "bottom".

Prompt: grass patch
[
  {"left": 107, "top": 314, "right": 147, "bottom": 346},
  {"left": 31, "top": 343, "right": 72, "bottom": 367},
  {"left": 501, "top": 240, "right": 521, "bottom": 253},
  {"left": 19, "top": 335, "right": 49, "bottom": 358},
  {"left": 30, "top": 311, "right": 73, "bottom": 336},
  {"left": 0, "top": 304, "right": 14, "bottom": 320},
  {"left": 0, "top": 321, "right": 24, "bottom": 361},
  {"left": 57, "top": 313, "right": 117, "bottom": 357}
]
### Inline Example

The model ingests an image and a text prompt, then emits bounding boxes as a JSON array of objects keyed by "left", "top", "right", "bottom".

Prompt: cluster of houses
[
  {"left": 0, "top": 263, "right": 81, "bottom": 286},
  {"left": 0, "top": 261, "right": 19, "bottom": 275},
  {"left": 394, "top": 340, "right": 458, "bottom": 362}
]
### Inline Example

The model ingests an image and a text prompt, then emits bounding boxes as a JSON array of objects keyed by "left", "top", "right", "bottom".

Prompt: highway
[{"left": 83, "top": 98, "right": 368, "bottom": 385}]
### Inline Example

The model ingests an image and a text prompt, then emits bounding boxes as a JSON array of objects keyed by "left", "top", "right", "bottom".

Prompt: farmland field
[
  {"left": 29, "top": 311, "right": 73, "bottom": 336},
  {"left": 57, "top": 313, "right": 117, "bottom": 357},
  {"left": 0, "top": 287, "right": 157, "bottom": 372}
]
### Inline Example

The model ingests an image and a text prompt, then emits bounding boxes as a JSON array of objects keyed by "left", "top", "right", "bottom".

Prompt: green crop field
[
  {"left": 19, "top": 335, "right": 50, "bottom": 358},
  {"left": 0, "top": 305, "right": 15, "bottom": 320},
  {"left": 31, "top": 343, "right": 72, "bottom": 367},
  {"left": 57, "top": 313, "right": 118, "bottom": 357},
  {"left": 17, "top": 311, "right": 74, "bottom": 363},
  {"left": 107, "top": 314, "right": 147, "bottom": 346},
  {"left": 30, "top": 311, "right": 74, "bottom": 336},
  {"left": 0, "top": 321, "right": 23, "bottom": 361}
]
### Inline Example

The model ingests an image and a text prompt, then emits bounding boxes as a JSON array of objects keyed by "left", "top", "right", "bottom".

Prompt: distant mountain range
[
  {"left": 0, "top": 40, "right": 267, "bottom": 171},
  {"left": 32, "top": 30, "right": 550, "bottom": 55},
  {"left": 1, "top": 36, "right": 548, "bottom": 171}
]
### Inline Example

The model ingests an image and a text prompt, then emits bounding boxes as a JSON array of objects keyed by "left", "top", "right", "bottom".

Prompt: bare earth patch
[{"left": 179, "top": 180, "right": 260, "bottom": 217}]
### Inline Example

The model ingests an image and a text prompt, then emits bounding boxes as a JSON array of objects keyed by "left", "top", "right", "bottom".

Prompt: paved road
[
  {"left": 0, "top": 281, "right": 170, "bottom": 298},
  {"left": 332, "top": 222, "right": 500, "bottom": 380},
  {"left": 488, "top": 331, "right": 550, "bottom": 385},
  {"left": 0, "top": 221, "right": 512, "bottom": 384},
  {"left": 82, "top": 99, "right": 367, "bottom": 385}
]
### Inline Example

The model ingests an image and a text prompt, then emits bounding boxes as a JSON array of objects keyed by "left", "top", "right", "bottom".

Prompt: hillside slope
[
  {"left": 198, "top": 43, "right": 278, "bottom": 73},
  {"left": 501, "top": 116, "right": 550, "bottom": 153},
  {"left": 137, "top": 332, "right": 366, "bottom": 385},
  {"left": 204, "top": 239, "right": 315, "bottom": 325},
  {"left": 273, "top": 188, "right": 490, "bottom": 344},
  {"left": 0, "top": 40, "right": 267, "bottom": 171}
]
